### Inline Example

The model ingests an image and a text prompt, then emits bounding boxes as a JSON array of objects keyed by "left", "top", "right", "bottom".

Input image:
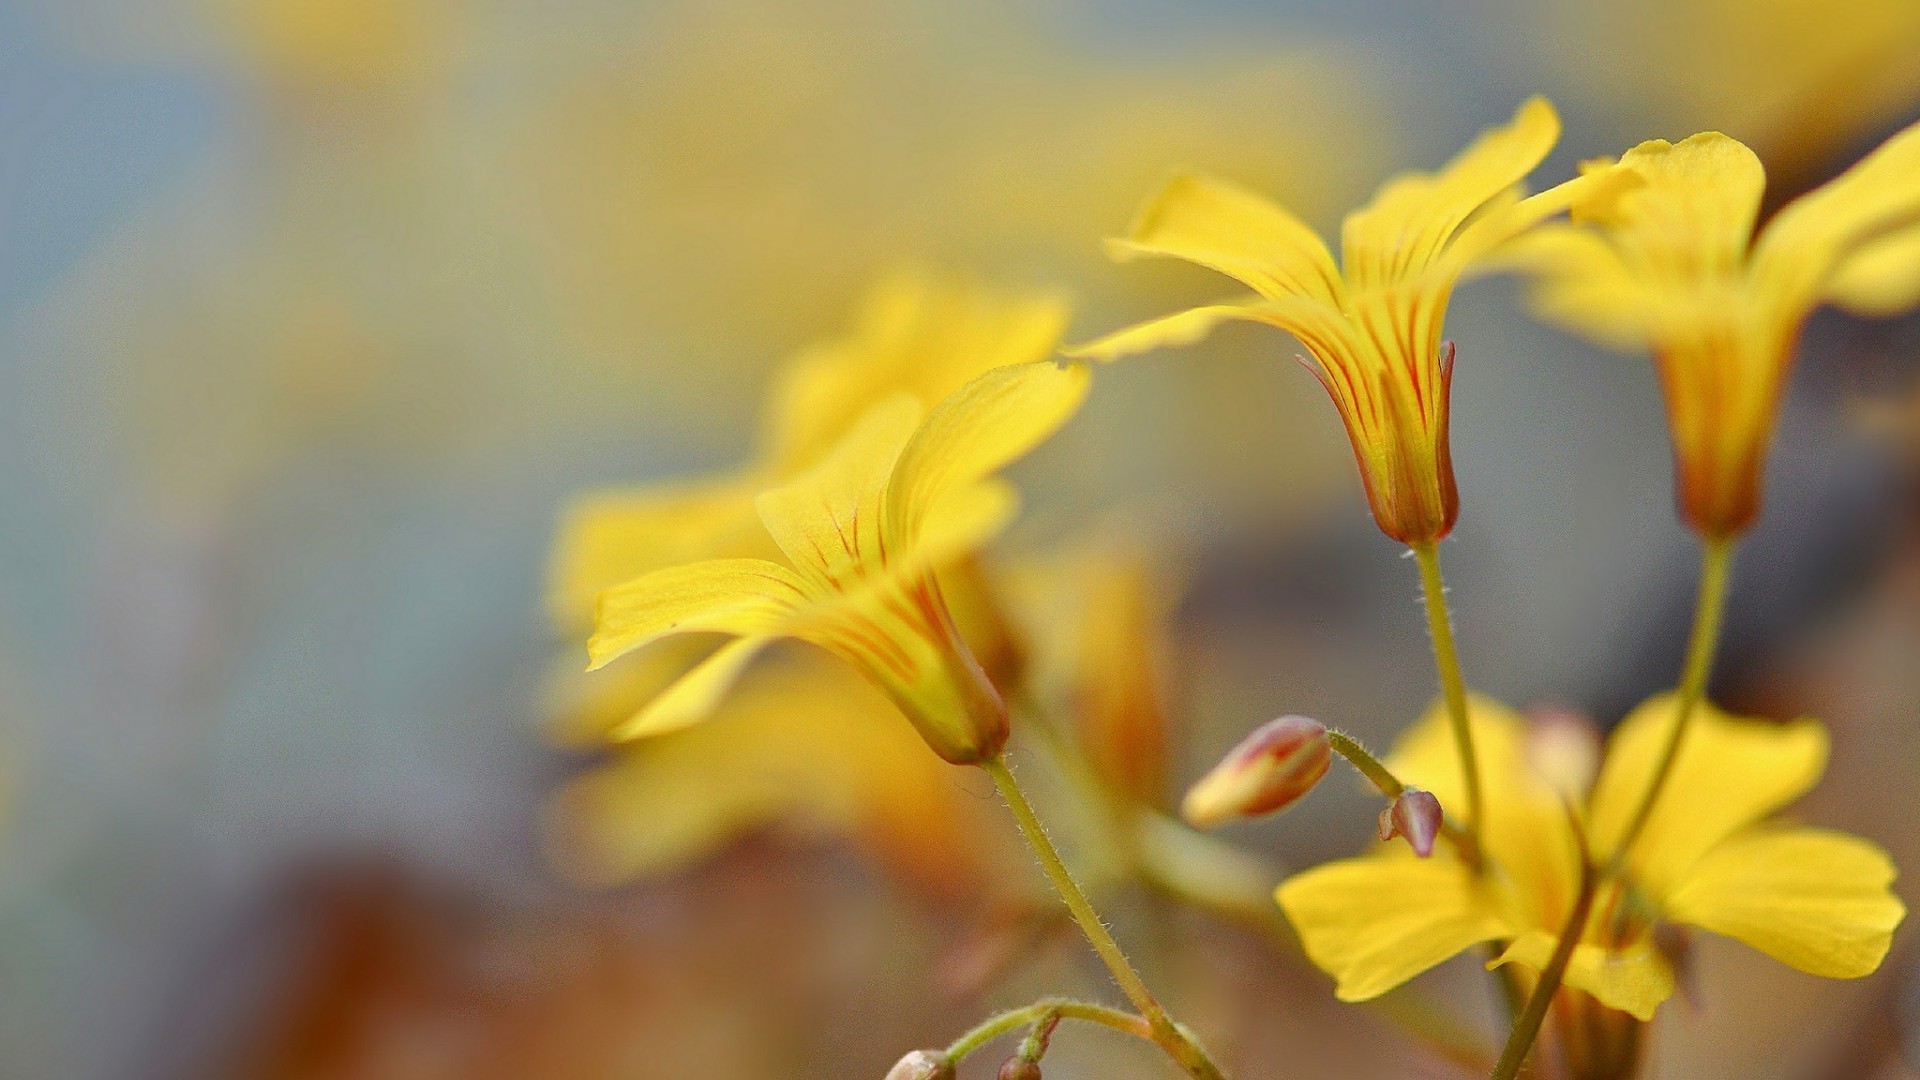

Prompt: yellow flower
[
  {"left": 1503, "top": 119, "right": 1920, "bottom": 538},
  {"left": 587, "top": 360, "right": 1090, "bottom": 763},
  {"left": 1276, "top": 695, "right": 1904, "bottom": 1020},
  {"left": 1069, "top": 98, "right": 1599, "bottom": 545},
  {"left": 548, "top": 270, "right": 1068, "bottom": 634}
]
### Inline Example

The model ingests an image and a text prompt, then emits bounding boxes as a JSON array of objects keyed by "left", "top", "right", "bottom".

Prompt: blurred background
[{"left": 1, "top": 0, "right": 1918, "bottom": 1077}]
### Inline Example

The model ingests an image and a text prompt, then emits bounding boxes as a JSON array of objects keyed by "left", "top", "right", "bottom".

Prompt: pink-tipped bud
[
  {"left": 1182, "top": 715, "right": 1330, "bottom": 828},
  {"left": 1377, "top": 788, "right": 1443, "bottom": 857},
  {"left": 997, "top": 1057, "right": 1043, "bottom": 1080},
  {"left": 886, "top": 1050, "right": 954, "bottom": 1080}
]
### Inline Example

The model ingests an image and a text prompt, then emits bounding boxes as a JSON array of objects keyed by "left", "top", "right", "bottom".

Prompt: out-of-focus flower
[
  {"left": 546, "top": 654, "right": 1007, "bottom": 896},
  {"left": 1277, "top": 695, "right": 1904, "bottom": 1022},
  {"left": 587, "top": 361, "right": 1089, "bottom": 763},
  {"left": 548, "top": 271, "right": 1068, "bottom": 633},
  {"left": 1181, "top": 715, "right": 1331, "bottom": 828},
  {"left": 1005, "top": 543, "right": 1182, "bottom": 808},
  {"left": 206, "top": 0, "right": 457, "bottom": 93},
  {"left": 1504, "top": 119, "right": 1920, "bottom": 538},
  {"left": 1070, "top": 98, "right": 1605, "bottom": 545},
  {"left": 1510, "top": 0, "right": 1920, "bottom": 188}
]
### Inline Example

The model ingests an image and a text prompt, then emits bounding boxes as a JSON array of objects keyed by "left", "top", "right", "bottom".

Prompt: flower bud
[
  {"left": 1376, "top": 787, "right": 1443, "bottom": 857},
  {"left": 1182, "top": 715, "right": 1330, "bottom": 828},
  {"left": 997, "top": 1056, "right": 1043, "bottom": 1080},
  {"left": 886, "top": 1050, "right": 954, "bottom": 1080}
]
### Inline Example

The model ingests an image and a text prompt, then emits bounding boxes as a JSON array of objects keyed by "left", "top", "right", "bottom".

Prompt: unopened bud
[
  {"left": 997, "top": 1056, "right": 1043, "bottom": 1080},
  {"left": 1182, "top": 715, "right": 1330, "bottom": 828},
  {"left": 886, "top": 1050, "right": 954, "bottom": 1080},
  {"left": 1377, "top": 788, "right": 1443, "bottom": 857}
]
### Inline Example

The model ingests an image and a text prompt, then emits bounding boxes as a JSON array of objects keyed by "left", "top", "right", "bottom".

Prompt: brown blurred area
[{"left": 2, "top": 0, "right": 1918, "bottom": 1078}]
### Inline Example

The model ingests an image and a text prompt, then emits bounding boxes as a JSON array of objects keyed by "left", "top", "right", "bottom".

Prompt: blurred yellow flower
[
  {"left": 545, "top": 653, "right": 1011, "bottom": 896},
  {"left": 1071, "top": 98, "right": 1600, "bottom": 544},
  {"left": 1277, "top": 695, "right": 1904, "bottom": 1021},
  {"left": 1505, "top": 119, "right": 1920, "bottom": 538},
  {"left": 548, "top": 271, "right": 1068, "bottom": 633},
  {"left": 587, "top": 360, "right": 1089, "bottom": 763},
  {"left": 1006, "top": 543, "right": 1183, "bottom": 808}
]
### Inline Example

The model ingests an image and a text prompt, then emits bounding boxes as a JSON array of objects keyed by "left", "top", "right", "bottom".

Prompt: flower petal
[
  {"left": 610, "top": 635, "right": 780, "bottom": 740},
  {"left": 1106, "top": 172, "right": 1341, "bottom": 305},
  {"left": 1062, "top": 299, "right": 1276, "bottom": 363},
  {"left": 587, "top": 558, "right": 809, "bottom": 670},
  {"left": 1582, "top": 132, "right": 1766, "bottom": 281},
  {"left": 755, "top": 394, "right": 923, "bottom": 591},
  {"left": 1755, "top": 116, "right": 1920, "bottom": 310},
  {"left": 767, "top": 271, "right": 1069, "bottom": 468},
  {"left": 1386, "top": 694, "right": 1583, "bottom": 928},
  {"left": 1489, "top": 225, "right": 1662, "bottom": 350},
  {"left": 1488, "top": 932, "right": 1674, "bottom": 1021},
  {"left": 1276, "top": 853, "right": 1513, "bottom": 1002},
  {"left": 1825, "top": 222, "right": 1920, "bottom": 317},
  {"left": 1664, "top": 827, "right": 1905, "bottom": 979},
  {"left": 547, "top": 475, "right": 769, "bottom": 632},
  {"left": 1586, "top": 694, "right": 1828, "bottom": 893},
  {"left": 1341, "top": 97, "right": 1560, "bottom": 290},
  {"left": 886, "top": 360, "right": 1089, "bottom": 542}
]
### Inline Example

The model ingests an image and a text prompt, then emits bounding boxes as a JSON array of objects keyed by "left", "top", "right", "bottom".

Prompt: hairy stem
[
  {"left": 944, "top": 999, "right": 1151, "bottom": 1062},
  {"left": 982, "top": 756, "right": 1225, "bottom": 1080},
  {"left": 1410, "top": 542, "right": 1484, "bottom": 865}
]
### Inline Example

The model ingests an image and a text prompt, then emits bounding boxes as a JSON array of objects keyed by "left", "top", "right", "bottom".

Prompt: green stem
[
  {"left": 1491, "top": 832, "right": 1598, "bottom": 1080},
  {"left": 982, "top": 756, "right": 1226, "bottom": 1080},
  {"left": 1410, "top": 542, "right": 1484, "bottom": 864},
  {"left": 1326, "top": 730, "right": 1404, "bottom": 797},
  {"left": 1607, "top": 536, "right": 1735, "bottom": 865},
  {"left": 944, "top": 999, "right": 1151, "bottom": 1062}
]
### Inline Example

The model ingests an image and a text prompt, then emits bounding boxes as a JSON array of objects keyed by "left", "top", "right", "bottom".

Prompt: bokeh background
[{"left": 2, "top": 0, "right": 1919, "bottom": 1077}]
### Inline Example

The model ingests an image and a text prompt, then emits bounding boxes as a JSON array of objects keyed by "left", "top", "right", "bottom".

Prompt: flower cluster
[{"left": 552, "top": 100, "right": 1919, "bottom": 1080}]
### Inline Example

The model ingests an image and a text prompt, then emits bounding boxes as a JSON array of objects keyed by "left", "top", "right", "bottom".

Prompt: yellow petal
[
  {"left": 1826, "top": 222, "right": 1920, "bottom": 316},
  {"left": 766, "top": 271, "right": 1069, "bottom": 468},
  {"left": 586, "top": 558, "right": 809, "bottom": 670},
  {"left": 1449, "top": 161, "right": 1641, "bottom": 279},
  {"left": 1583, "top": 132, "right": 1766, "bottom": 280},
  {"left": 1276, "top": 854, "right": 1512, "bottom": 1002},
  {"left": 1062, "top": 299, "right": 1276, "bottom": 363},
  {"left": 546, "top": 474, "right": 768, "bottom": 633},
  {"left": 1106, "top": 172, "right": 1341, "bottom": 305},
  {"left": 610, "top": 635, "right": 778, "bottom": 740},
  {"left": 1586, "top": 694, "right": 1828, "bottom": 894},
  {"left": 1664, "top": 827, "right": 1905, "bottom": 979},
  {"left": 886, "top": 360, "right": 1090, "bottom": 542},
  {"left": 1341, "top": 97, "right": 1559, "bottom": 289},
  {"left": 755, "top": 394, "right": 922, "bottom": 591},
  {"left": 1755, "top": 116, "right": 1920, "bottom": 310},
  {"left": 1386, "top": 694, "right": 1583, "bottom": 929},
  {"left": 1490, "top": 225, "right": 1661, "bottom": 350},
  {"left": 1488, "top": 931, "right": 1674, "bottom": 1021}
]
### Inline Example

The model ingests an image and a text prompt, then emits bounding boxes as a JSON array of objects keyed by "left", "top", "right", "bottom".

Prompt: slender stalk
[
  {"left": 982, "top": 756, "right": 1226, "bottom": 1080},
  {"left": 944, "top": 999, "right": 1151, "bottom": 1062},
  {"left": 1491, "top": 833, "right": 1598, "bottom": 1080},
  {"left": 1607, "top": 536, "right": 1735, "bottom": 863},
  {"left": 1327, "top": 730, "right": 1404, "bottom": 797},
  {"left": 1409, "top": 542, "right": 1484, "bottom": 862}
]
